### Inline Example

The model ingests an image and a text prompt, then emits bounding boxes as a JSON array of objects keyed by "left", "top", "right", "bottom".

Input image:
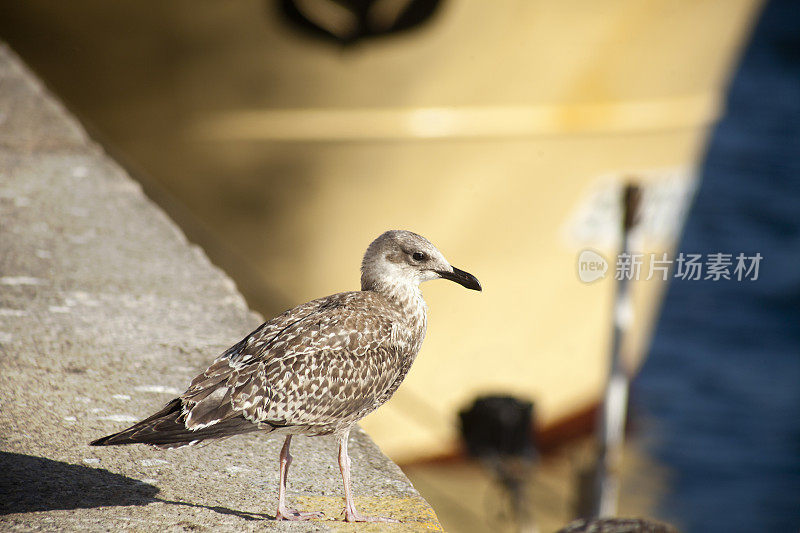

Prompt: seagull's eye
[{"left": 412, "top": 252, "right": 427, "bottom": 262}]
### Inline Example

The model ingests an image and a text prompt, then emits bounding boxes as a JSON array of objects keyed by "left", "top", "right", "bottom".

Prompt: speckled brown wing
[
  {"left": 177, "top": 296, "right": 334, "bottom": 429},
  {"left": 180, "top": 292, "right": 406, "bottom": 435},
  {"left": 236, "top": 318, "right": 404, "bottom": 433}
]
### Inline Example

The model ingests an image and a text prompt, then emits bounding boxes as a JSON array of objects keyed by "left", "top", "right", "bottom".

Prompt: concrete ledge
[{"left": 0, "top": 43, "right": 442, "bottom": 532}]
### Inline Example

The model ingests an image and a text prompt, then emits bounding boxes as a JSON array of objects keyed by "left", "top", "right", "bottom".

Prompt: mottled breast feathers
[{"left": 179, "top": 291, "right": 425, "bottom": 436}]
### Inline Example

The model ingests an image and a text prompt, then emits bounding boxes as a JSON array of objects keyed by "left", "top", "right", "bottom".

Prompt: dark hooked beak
[{"left": 437, "top": 266, "right": 482, "bottom": 291}]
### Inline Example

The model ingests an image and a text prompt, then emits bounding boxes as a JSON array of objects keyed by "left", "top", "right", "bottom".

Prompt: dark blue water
[{"left": 632, "top": 1, "right": 800, "bottom": 532}]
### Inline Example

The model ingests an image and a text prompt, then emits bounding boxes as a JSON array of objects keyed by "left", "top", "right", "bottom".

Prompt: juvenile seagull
[{"left": 91, "top": 230, "right": 481, "bottom": 523}]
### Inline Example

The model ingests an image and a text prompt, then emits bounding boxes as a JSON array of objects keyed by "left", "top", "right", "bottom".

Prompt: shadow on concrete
[
  {"left": 0, "top": 451, "right": 278, "bottom": 521},
  {"left": 156, "top": 498, "right": 276, "bottom": 521},
  {"left": 0, "top": 452, "right": 159, "bottom": 514}
]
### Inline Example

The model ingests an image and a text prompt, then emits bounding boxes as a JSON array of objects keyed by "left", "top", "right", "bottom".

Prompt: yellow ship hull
[{"left": 190, "top": 1, "right": 763, "bottom": 461}]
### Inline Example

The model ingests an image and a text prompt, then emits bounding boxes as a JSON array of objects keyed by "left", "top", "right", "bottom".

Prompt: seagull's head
[{"left": 361, "top": 230, "right": 482, "bottom": 293}]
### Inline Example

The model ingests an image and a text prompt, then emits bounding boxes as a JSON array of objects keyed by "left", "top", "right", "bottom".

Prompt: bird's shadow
[
  {"left": 0, "top": 451, "right": 159, "bottom": 515},
  {"left": 156, "top": 498, "right": 274, "bottom": 521},
  {"left": 0, "top": 452, "right": 274, "bottom": 521}
]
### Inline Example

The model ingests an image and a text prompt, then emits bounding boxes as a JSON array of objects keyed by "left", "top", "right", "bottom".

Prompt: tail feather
[{"left": 90, "top": 398, "right": 262, "bottom": 449}]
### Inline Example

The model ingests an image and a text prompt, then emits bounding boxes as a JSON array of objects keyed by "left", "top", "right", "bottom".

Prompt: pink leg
[
  {"left": 338, "top": 430, "right": 399, "bottom": 523},
  {"left": 275, "top": 435, "right": 324, "bottom": 521}
]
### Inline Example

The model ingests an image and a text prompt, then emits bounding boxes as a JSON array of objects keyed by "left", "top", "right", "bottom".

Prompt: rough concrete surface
[{"left": 0, "top": 43, "right": 442, "bottom": 532}]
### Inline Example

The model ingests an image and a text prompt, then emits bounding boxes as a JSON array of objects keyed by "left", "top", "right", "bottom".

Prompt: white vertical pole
[{"left": 593, "top": 183, "right": 640, "bottom": 517}]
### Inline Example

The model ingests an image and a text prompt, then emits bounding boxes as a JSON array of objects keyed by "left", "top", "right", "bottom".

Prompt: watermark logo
[
  {"left": 577, "top": 249, "right": 609, "bottom": 283},
  {"left": 577, "top": 251, "right": 763, "bottom": 283}
]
